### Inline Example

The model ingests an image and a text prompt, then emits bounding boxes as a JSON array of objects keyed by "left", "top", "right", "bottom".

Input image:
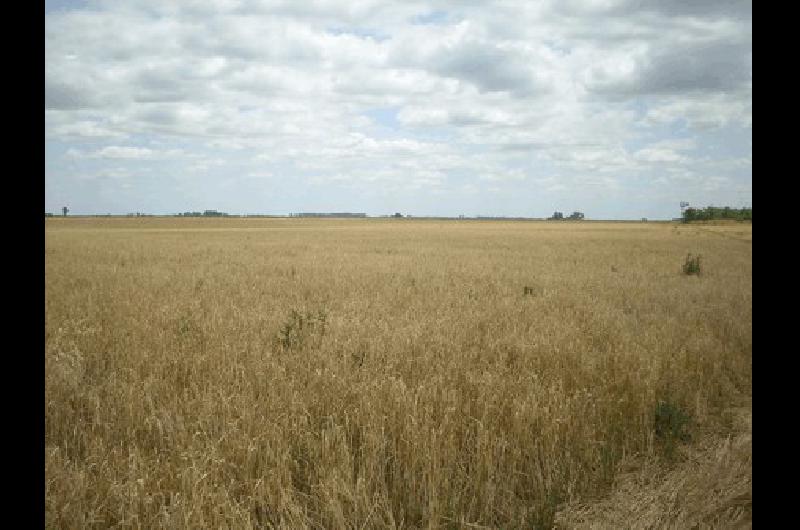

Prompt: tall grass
[{"left": 45, "top": 218, "right": 752, "bottom": 528}]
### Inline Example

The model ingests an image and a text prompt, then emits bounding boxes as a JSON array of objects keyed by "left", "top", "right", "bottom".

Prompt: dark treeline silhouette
[
  {"left": 682, "top": 206, "right": 752, "bottom": 223},
  {"left": 549, "top": 211, "right": 584, "bottom": 220},
  {"left": 178, "top": 210, "right": 231, "bottom": 217},
  {"left": 292, "top": 212, "right": 367, "bottom": 218}
]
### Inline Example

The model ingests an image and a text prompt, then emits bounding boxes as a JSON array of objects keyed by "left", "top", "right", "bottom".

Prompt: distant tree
[
  {"left": 393, "top": 212, "right": 403, "bottom": 218},
  {"left": 550, "top": 211, "right": 564, "bottom": 220},
  {"left": 682, "top": 206, "right": 752, "bottom": 223},
  {"left": 568, "top": 211, "right": 584, "bottom": 220},
  {"left": 62, "top": 206, "right": 69, "bottom": 217}
]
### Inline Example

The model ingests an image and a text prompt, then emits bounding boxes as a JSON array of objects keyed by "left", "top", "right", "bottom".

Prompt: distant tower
[{"left": 62, "top": 206, "right": 69, "bottom": 217}]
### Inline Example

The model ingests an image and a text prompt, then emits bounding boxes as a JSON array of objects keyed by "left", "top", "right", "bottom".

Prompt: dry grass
[
  {"left": 45, "top": 218, "right": 752, "bottom": 528},
  {"left": 555, "top": 407, "right": 751, "bottom": 529}
]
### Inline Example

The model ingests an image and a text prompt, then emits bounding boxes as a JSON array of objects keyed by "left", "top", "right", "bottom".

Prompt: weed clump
[
  {"left": 654, "top": 399, "right": 692, "bottom": 458},
  {"left": 654, "top": 399, "right": 691, "bottom": 441},
  {"left": 277, "top": 309, "right": 327, "bottom": 350},
  {"left": 523, "top": 285, "right": 542, "bottom": 296},
  {"left": 682, "top": 253, "right": 701, "bottom": 275}
]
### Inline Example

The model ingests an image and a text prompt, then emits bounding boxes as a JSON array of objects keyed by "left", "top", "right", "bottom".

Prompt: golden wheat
[{"left": 45, "top": 218, "right": 752, "bottom": 528}]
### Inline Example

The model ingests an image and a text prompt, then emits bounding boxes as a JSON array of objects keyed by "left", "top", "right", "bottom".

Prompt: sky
[{"left": 45, "top": 0, "right": 752, "bottom": 219}]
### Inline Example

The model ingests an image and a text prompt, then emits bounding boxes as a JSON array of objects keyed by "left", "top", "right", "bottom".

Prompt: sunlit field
[{"left": 45, "top": 218, "right": 752, "bottom": 528}]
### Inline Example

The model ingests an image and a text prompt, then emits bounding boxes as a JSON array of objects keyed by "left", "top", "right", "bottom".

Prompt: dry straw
[{"left": 46, "top": 218, "right": 751, "bottom": 528}]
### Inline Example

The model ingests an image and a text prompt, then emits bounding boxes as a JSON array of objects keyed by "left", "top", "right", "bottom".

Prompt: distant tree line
[
  {"left": 549, "top": 211, "right": 584, "bottom": 220},
  {"left": 291, "top": 212, "right": 367, "bottom": 218},
  {"left": 178, "top": 210, "right": 231, "bottom": 217},
  {"left": 682, "top": 206, "right": 752, "bottom": 223}
]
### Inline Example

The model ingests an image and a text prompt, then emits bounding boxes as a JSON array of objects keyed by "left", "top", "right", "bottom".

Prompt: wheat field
[{"left": 45, "top": 218, "right": 752, "bottom": 528}]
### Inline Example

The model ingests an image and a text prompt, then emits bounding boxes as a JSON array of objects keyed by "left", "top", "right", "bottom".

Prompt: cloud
[
  {"left": 68, "top": 146, "right": 186, "bottom": 160},
  {"left": 49, "top": 120, "right": 128, "bottom": 139},
  {"left": 634, "top": 147, "right": 689, "bottom": 163},
  {"left": 45, "top": 0, "right": 751, "bottom": 218},
  {"left": 586, "top": 40, "right": 751, "bottom": 97},
  {"left": 644, "top": 93, "right": 751, "bottom": 129},
  {"left": 389, "top": 20, "right": 556, "bottom": 96},
  {"left": 479, "top": 169, "right": 527, "bottom": 182},
  {"left": 45, "top": 80, "right": 94, "bottom": 110}
]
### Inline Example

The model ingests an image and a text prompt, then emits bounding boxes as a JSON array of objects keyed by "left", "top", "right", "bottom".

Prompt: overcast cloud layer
[{"left": 45, "top": 0, "right": 751, "bottom": 219}]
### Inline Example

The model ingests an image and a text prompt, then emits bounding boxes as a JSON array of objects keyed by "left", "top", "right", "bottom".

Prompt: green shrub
[
  {"left": 654, "top": 400, "right": 691, "bottom": 441},
  {"left": 654, "top": 399, "right": 692, "bottom": 459},
  {"left": 682, "top": 253, "right": 701, "bottom": 275}
]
